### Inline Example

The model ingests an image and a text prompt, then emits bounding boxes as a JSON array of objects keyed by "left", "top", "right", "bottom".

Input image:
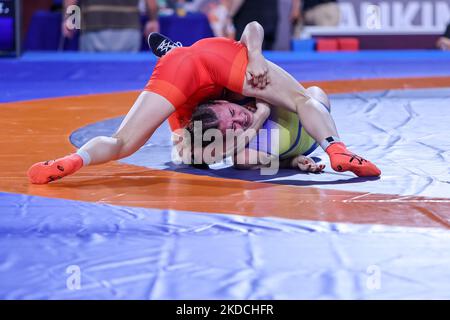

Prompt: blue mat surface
[{"left": 1, "top": 191, "right": 450, "bottom": 299}]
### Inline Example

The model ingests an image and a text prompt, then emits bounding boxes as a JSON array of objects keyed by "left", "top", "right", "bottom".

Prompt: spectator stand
[{"left": 25, "top": 10, "right": 213, "bottom": 51}]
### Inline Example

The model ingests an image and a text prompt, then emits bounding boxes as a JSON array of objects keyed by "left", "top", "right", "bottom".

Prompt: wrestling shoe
[
  {"left": 148, "top": 32, "right": 182, "bottom": 57},
  {"left": 27, "top": 154, "right": 84, "bottom": 184},
  {"left": 326, "top": 142, "right": 381, "bottom": 177}
]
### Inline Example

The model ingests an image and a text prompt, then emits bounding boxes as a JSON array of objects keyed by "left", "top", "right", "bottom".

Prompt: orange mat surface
[{"left": 1, "top": 77, "right": 450, "bottom": 229}]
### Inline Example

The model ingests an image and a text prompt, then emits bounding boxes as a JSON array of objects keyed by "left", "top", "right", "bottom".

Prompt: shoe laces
[
  {"left": 336, "top": 152, "right": 368, "bottom": 165},
  {"left": 157, "top": 39, "right": 182, "bottom": 53}
]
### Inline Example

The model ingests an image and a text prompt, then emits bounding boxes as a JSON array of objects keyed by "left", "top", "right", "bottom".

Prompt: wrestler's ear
[{"left": 246, "top": 71, "right": 253, "bottom": 81}]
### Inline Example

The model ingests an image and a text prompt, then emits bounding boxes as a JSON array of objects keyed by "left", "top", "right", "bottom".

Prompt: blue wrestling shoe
[{"left": 148, "top": 32, "right": 183, "bottom": 57}]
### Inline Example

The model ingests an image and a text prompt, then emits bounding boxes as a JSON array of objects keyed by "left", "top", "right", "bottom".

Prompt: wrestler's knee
[
  {"left": 306, "top": 86, "right": 325, "bottom": 97},
  {"left": 297, "top": 96, "right": 330, "bottom": 117},
  {"left": 307, "top": 86, "right": 331, "bottom": 111},
  {"left": 111, "top": 133, "right": 134, "bottom": 159}
]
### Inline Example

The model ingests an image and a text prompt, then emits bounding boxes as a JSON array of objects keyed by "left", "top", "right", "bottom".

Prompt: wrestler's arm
[
  {"left": 233, "top": 149, "right": 285, "bottom": 170},
  {"left": 239, "top": 21, "right": 264, "bottom": 55},
  {"left": 234, "top": 149, "right": 325, "bottom": 173},
  {"left": 239, "top": 21, "right": 269, "bottom": 89}
]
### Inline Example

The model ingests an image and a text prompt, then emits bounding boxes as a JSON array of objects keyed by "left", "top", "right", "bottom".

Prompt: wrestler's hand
[
  {"left": 246, "top": 52, "right": 270, "bottom": 89},
  {"left": 242, "top": 100, "right": 270, "bottom": 130},
  {"left": 291, "top": 155, "right": 325, "bottom": 173},
  {"left": 254, "top": 99, "right": 271, "bottom": 119}
]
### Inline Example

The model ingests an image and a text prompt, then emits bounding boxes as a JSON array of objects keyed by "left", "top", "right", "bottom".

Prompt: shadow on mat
[{"left": 161, "top": 159, "right": 380, "bottom": 186}]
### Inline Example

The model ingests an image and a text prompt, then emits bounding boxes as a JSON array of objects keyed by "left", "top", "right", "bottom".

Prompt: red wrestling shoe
[
  {"left": 326, "top": 143, "right": 381, "bottom": 177},
  {"left": 27, "top": 154, "right": 84, "bottom": 184}
]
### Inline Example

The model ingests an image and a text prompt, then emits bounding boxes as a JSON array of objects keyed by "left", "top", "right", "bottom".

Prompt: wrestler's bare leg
[
  {"left": 28, "top": 91, "right": 175, "bottom": 184},
  {"left": 306, "top": 86, "right": 331, "bottom": 110},
  {"left": 80, "top": 92, "right": 174, "bottom": 164}
]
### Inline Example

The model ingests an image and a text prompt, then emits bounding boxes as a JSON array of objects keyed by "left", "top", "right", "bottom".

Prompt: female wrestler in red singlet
[{"left": 28, "top": 22, "right": 380, "bottom": 184}]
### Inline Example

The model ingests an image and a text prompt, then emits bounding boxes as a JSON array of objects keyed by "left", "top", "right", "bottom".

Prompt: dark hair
[
  {"left": 185, "top": 102, "right": 220, "bottom": 168},
  {"left": 186, "top": 102, "right": 220, "bottom": 148}
]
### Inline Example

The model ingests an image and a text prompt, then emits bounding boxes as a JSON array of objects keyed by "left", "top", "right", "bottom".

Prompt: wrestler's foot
[
  {"left": 148, "top": 32, "right": 182, "bottom": 57},
  {"left": 27, "top": 154, "right": 84, "bottom": 184},
  {"left": 326, "top": 142, "right": 381, "bottom": 177}
]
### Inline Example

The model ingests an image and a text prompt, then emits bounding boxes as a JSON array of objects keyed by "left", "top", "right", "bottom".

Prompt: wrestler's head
[
  {"left": 184, "top": 100, "right": 255, "bottom": 167},
  {"left": 188, "top": 100, "right": 254, "bottom": 135}
]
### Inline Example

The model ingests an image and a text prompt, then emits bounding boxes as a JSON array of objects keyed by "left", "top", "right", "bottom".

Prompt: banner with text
[{"left": 338, "top": 0, "right": 450, "bottom": 31}]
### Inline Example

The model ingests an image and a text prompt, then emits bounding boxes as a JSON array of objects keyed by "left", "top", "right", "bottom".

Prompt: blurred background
[{"left": 0, "top": 0, "right": 449, "bottom": 55}]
